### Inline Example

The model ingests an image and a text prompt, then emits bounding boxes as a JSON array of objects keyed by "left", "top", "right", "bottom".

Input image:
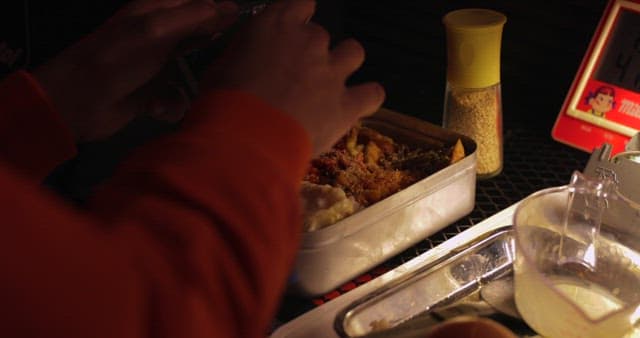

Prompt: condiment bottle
[{"left": 442, "top": 9, "right": 507, "bottom": 179}]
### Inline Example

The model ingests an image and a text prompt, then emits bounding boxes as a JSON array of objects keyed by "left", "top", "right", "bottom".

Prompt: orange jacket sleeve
[
  {"left": 0, "top": 73, "right": 312, "bottom": 338},
  {"left": 0, "top": 71, "right": 77, "bottom": 180}
]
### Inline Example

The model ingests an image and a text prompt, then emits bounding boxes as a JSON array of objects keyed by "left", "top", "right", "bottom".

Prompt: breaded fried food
[
  {"left": 450, "top": 138, "right": 465, "bottom": 164},
  {"left": 302, "top": 126, "right": 465, "bottom": 231}
]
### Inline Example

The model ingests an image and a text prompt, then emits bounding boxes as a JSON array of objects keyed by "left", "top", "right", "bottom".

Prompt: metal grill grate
[{"left": 389, "top": 128, "right": 590, "bottom": 265}]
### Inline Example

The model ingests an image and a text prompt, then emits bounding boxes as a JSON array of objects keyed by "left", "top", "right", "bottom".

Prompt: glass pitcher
[{"left": 513, "top": 171, "right": 640, "bottom": 338}]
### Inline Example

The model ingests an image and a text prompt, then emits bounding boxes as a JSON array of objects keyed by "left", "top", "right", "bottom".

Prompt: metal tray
[
  {"left": 291, "top": 108, "right": 477, "bottom": 296},
  {"left": 334, "top": 225, "right": 534, "bottom": 338},
  {"left": 272, "top": 204, "right": 533, "bottom": 338}
]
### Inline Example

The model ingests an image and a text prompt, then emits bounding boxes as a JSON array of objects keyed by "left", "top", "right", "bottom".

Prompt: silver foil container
[{"left": 291, "top": 108, "right": 477, "bottom": 296}]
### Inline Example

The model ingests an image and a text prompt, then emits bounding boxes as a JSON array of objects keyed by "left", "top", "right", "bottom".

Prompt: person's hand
[
  {"left": 203, "top": 0, "right": 386, "bottom": 156},
  {"left": 33, "top": 0, "right": 239, "bottom": 142}
]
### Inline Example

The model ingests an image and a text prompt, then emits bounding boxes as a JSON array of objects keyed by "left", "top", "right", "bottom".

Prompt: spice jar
[{"left": 442, "top": 9, "right": 507, "bottom": 179}]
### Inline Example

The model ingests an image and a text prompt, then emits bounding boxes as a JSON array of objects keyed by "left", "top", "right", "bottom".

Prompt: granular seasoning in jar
[
  {"left": 445, "top": 85, "right": 502, "bottom": 177},
  {"left": 442, "top": 9, "right": 506, "bottom": 179}
]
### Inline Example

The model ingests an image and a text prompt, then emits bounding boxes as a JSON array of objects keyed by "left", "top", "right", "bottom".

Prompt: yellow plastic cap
[{"left": 443, "top": 9, "right": 507, "bottom": 88}]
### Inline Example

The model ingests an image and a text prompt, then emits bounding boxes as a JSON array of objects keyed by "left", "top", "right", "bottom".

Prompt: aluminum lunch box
[{"left": 291, "top": 108, "right": 477, "bottom": 296}]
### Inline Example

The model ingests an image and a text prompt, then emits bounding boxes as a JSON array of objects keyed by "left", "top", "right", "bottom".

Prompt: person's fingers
[
  {"left": 120, "top": 0, "right": 193, "bottom": 16},
  {"left": 193, "top": 1, "right": 240, "bottom": 36},
  {"left": 343, "top": 82, "right": 386, "bottom": 121},
  {"left": 304, "top": 22, "right": 331, "bottom": 54},
  {"left": 280, "top": 0, "right": 317, "bottom": 25},
  {"left": 139, "top": 0, "right": 238, "bottom": 43},
  {"left": 330, "top": 38, "right": 365, "bottom": 76}
]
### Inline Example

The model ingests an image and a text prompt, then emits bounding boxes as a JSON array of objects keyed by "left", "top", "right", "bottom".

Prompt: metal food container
[
  {"left": 335, "top": 226, "right": 517, "bottom": 338},
  {"left": 291, "top": 108, "right": 477, "bottom": 296}
]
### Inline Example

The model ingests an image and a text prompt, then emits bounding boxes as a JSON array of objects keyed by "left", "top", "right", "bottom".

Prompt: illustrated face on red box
[
  {"left": 553, "top": 0, "right": 640, "bottom": 155},
  {"left": 586, "top": 86, "right": 616, "bottom": 118}
]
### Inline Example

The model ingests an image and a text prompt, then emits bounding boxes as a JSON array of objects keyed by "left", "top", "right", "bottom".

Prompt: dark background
[
  {"left": 0, "top": 0, "right": 607, "bottom": 199},
  {"left": 344, "top": 0, "right": 607, "bottom": 130}
]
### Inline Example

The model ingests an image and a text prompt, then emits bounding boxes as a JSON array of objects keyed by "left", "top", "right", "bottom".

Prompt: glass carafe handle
[{"left": 558, "top": 171, "right": 618, "bottom": 269}]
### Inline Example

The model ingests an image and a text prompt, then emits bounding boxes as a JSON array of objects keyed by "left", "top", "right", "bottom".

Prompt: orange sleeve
[
  {"left": 0, "top": 89, "right": 312, "bottom": 338},
  {"left": 0, "top": 71, "right": 77, "bottom": 180}
]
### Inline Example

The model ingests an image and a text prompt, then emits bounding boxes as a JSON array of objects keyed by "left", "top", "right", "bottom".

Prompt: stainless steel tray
[
  {"left": 334, "top": 226, "right": 533, "bottom": 338},
  {"left": 291, "top": 108, "right": 478, "bottom": 296},
  {"left": 273, "top": 204, "right": 532, "bottom": 338}
]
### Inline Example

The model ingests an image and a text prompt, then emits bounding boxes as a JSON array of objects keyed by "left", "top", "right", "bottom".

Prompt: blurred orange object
[{"left": 425, "top": 316, "right": 517, "bottom": 338}]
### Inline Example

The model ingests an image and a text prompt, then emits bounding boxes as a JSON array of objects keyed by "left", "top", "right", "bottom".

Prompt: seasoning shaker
[{"left": 442, "top": 9, "right": 507, "bottom": 179}]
